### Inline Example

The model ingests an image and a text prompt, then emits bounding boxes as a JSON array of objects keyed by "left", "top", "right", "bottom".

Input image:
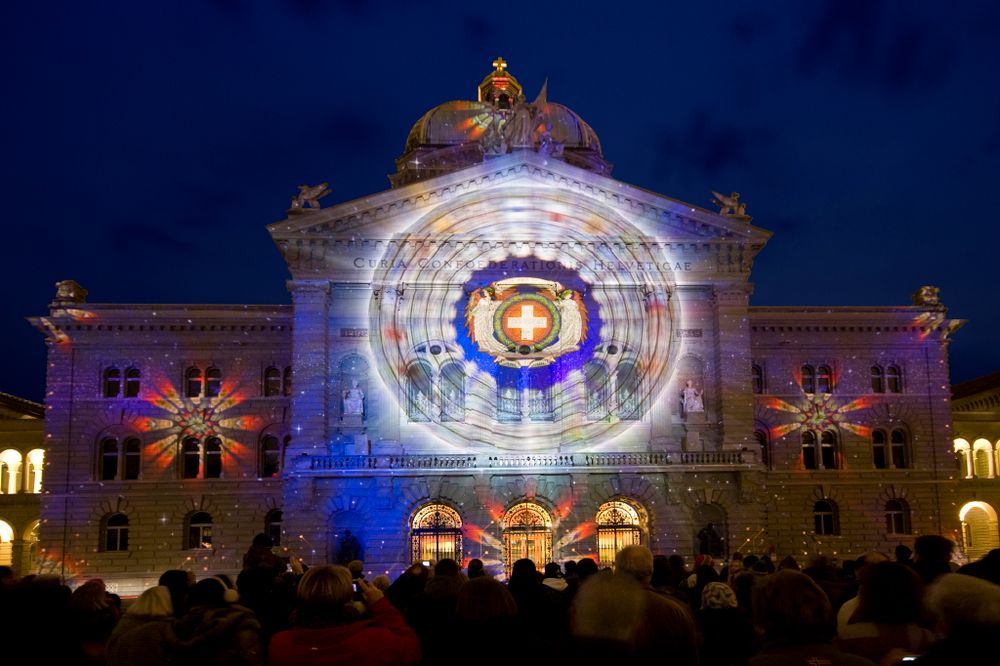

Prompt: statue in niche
[
  {"left": 342, "top": 380, "right": 365, "bottom": 416},
  {"left": 682, "top": 379, "right": 705, "bottom": 414}
]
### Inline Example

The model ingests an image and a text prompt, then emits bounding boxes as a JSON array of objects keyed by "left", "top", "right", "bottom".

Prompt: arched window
[
  {"left": 617, "top": 361, "right": 642, "bottom": 420},
  {"left": 25, "top": 449, "right": 44, "bottom": 493},
  {"left": 584, "top": 360, "right": 610, "bottom": 420},
  {"left": 890, "top": 429, "right": 909, "bottom": 469},
  {"left": 872, "top": 430, "right": 888, "bottom": 469},
  {"left": 205, "top": 367, "right": 222, "bottom": 397},
  {"left": 103, "top": 513, "right": 129, "bottom": 552},
  {"left": 0, "top": 520, "right": 13, "bottom": 566},
  {"left": 283, "top": 366, "right": 292, "bottom": 397},
  {"left": 501, "top": 502, "right": 552, "bottom": 576},
  {"left": 182, "top": 437, "right": 201, "bottom": 479},
  {"left": 817, "top": 365, "right": 833, "bottom": 394},
  {"left": 204, "top": 437, "right": 223, "bottom": 478},
  {"left": 802, "top": 431, "right": 818, "bottom": 470},
  {"left": 885, "top": 499, "right": 910, "bottom": 534},
  {"left": 960, "top": 501, "right": 1000, "bottom": 560},
  {"left": 185, "top": 367, "right": 203, "bottom": 397},
  {"left": 124, "top": 367, "right": 141, "bottom": 398},
  {"left": 100, "top": 438, "right": 141, "bottom": 480},
  {"left": 751, "top": 364, "right": 764, "bottom": 394},
  {"left": 406, "top": 361, "right": 433, "bottom": 422},
  {"left": 186, "top": 511, "right": 213, "bottom": 549},
  {"left": 820, "top": 430, "right": 838, "bottom": 469},
  {"left": 410, "top": 504, "right": 463, "bottom": 564},
  {"left": 103, "top": 367, "right": 121, "bottom": 398},
  {"left": 496, "top": 365, "right": 520, "bottom": 423},
  {"left": 263, "top": 367, "right": 282, "bottom": 397},
  {"left": 801, "top": 365, "right": 816, "bottom": 394},
  {"left": 440, "top": 362, "right": 465, "bottom": 422},
  {"left": 813, "top": 500, "right": 838, "bottom": 535},
  {"left": 260, "top": 435, "right": 281, "bottom": 478},
  {"left": 0, "top": 449, "right": 23, "bottom": 494},
  {"left": 871, "top": 366, "right": 885, "bottom": 393},
  {"left": 886, "top": 365, "right": 902, "bottom": 393},
  {"left": 596, "top": 500, "right": 644, "bottom": 566},
  {"left": 266, "top": 509, "right": 283, "bottom": 546},
  {"left": 754, "top": 430, "right": 771, "bottom": 470}
]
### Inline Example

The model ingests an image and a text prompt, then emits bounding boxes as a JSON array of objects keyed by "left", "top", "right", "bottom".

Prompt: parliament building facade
[{"left": 5, "top": 61, "right": 996, "bottom": 593}]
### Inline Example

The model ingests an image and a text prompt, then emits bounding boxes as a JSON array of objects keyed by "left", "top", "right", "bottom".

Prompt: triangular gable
[{"left": 268, "top": 151, "right": 772, "bottom": 246}]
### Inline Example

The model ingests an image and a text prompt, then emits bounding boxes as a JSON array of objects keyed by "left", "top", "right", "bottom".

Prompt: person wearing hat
[{"left": 166, "top": 576, "right": 263, "bottom": 666}]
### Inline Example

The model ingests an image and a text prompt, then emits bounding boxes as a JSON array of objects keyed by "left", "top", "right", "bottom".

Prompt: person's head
[
  {"left": 777, "top": 555, "right": 799, "bottom": 571},
  {"left": 294, "top": 564, "right": 358, "bottom": 627},
  {"left": 925, "top": 573, "right": 1000, "bottom": 638},
  {"left": 564, "top": 560, "right": 578, "bottom": 577},
  {"left": 856, "top": 561, "right": 925, "bottom": 624},
  {"left": 456, "top": 577, "right": 518, "bottom": 625},
  {"left": 668, "top": 554, "right": 687, "bottom": 574},
  {"left": 914, "top": 535, "right": 954, "bottom": 564},
  {"left": 753, "top": 570, "right": 834, "bottom": 645},
  {"left": 467, "top": 558, "right": 486, "bottom": 579},
  {"left": 577, "top": 557, "right": 599, "bottom": 580},
  {"left": 701, "top": 581, "right": 738, "bottom": 609},
  {"left": 371, "top": 574, "right": 391, "bottom": 592},
  {"left": 158, "top": 569, "right": 195, "bottom": 617},
  {"left": 508, "top": 558, "right": 538, "bottom": 590},
  {"left": 895, "top": 544, "right": 913, "bottom": 562},
  {"left": 68, "top": 579, "right": 110, "bottom": 613},
  {"left": 251, "top": 533, "right": 273, "bottom": 549},
  {"left": 615, "top": 545, "right": 654, "bottom": 586},
  {"left": 127, "top": 586, "right": 173, "bottom": 618},
  {"left": 187, "top": 576, "right": 238, "bottom": 608},
  {"left": 434, "top": 558, "right": 461, "bottom": 578},
  {"left": 543, "top": 562, "right": 562, "bottom": 579}
]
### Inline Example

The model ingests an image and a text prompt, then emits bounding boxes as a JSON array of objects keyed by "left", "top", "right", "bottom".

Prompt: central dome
[{"left": 391, "top": 58, "right": 611, "bottom": 187}]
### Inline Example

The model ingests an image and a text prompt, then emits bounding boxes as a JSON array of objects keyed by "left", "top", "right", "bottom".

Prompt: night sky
[{"left": 4, "top": 1, "right": 998, "bottom": 403}]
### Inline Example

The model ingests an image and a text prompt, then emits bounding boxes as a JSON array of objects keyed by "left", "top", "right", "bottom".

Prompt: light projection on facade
[{"left": 368, "top": 190, "right": 680, "bottom": 451}]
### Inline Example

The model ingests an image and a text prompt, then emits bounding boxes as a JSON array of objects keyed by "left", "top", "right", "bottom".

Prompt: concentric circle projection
[{"left": 369, "top": 187, "right": 679, "bottom": 451}]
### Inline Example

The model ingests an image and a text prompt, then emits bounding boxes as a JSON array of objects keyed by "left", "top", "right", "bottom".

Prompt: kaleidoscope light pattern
[{"left": 368, "top": 188, "right": 680, "bottom": 451}]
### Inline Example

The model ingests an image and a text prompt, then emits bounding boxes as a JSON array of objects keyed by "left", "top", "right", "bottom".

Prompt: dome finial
[{"left": 478, "top": 57, "right": 521, "bottom": 109}]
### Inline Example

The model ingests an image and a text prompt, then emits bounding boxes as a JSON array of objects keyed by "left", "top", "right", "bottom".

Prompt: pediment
[{"left": 268, "top": 151, "right": 771, "bottom": 246}]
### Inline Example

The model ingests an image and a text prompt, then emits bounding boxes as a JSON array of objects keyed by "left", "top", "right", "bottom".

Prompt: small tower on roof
[{"left": 478, "top": 56, "right": 523, "bottom": 109}]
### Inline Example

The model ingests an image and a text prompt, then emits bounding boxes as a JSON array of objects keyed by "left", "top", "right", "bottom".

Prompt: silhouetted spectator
[
  {"left": 107, "top": 585, "right": 174, "bottom": 666},
  {"left": 956, "top": 547, "right": 1000, "bottom": 585},
  {"left": 542, "top": 561, "right": 567, "bottom": 592},
  {"left": 750, "top": 570, "right": 873, "bottom": 665},
  {"left": 895, "top": 544, "right": 914, "bottom": 567},
  {"left": 835, "top": 562, "right": 934, "bottom": 663},
  {"left": 385, "top": 562, "right": 430, "bottom": 614},
  {"left": 67, "top": 579, "right": 120, "bottom": 665},
  {"left": 913, "top": 535, "right": 954, "bottom": 585},
  {"left": 466, "top": 558, "right": 488, "bottom": 579},
  {"left": 405, "top": 559, "right": 465, "bottom": 664},
  {"left": 576, "top": 557, "right": 599, "bottom": 582},
  {"left": 453, "top": 578, "right": 518, "bottom": 666},
  {"left": 697, "top": 582, "right": 755, "bottom": 666},
  {"left": 167, "top": 577, "right": 262, "bottom": 666},
  {"left": 242, "top": 533, "right": 284, "bottom": 576},
  {"left": 777, "top": 555, "right": 799, "bottom": 571},
  {"left": 836, "top": 551, "right": 889, "bottom": 631},
  {"left": 158, "top": 569, "right": 195, "bottom": 618},
  {"left": 913, "top": 573, "right": 1000, "bottom": 664},
  {"left": 269, "top": 565, "right": 420, "bottom": 666},
  {"left": 507, "top": 558, "right": 570, "bottom": 659}
]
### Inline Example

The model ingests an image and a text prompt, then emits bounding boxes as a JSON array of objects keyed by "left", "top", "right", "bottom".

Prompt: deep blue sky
[{"left": 3, "top": 1, "right": 998, "bottom": 403}]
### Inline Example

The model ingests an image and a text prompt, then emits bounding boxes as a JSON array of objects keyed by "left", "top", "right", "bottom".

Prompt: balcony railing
[{"left": 303, "top": 450, "right": 750, "bottom": 472}]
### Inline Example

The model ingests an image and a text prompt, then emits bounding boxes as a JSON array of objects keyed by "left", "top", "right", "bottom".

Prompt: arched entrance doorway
[
  {"left": 960, "top": 501, "right": 999, "bottom": 560},
  {"left": 595, "top": 499, "right": 646, "bottom": 567},
  {"left": 410, "top": 503, "right": 463, "bottom": 564},
  {"left": 502, "top": 502, "right": 552, "bottom": 577}
]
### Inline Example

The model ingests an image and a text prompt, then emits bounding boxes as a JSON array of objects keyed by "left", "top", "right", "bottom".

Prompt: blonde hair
[{"left": 297, "top": 565, "right": 353, "bottom": 606}]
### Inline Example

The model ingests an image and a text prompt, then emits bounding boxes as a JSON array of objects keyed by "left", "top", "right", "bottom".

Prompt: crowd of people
[{"left": 1, "top": 534, "right": 999, "bottom": 666}]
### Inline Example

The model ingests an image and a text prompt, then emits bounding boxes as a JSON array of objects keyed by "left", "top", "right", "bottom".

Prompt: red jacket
[{"left": 268, "top": 597, "right": 421, "bottom": 666}]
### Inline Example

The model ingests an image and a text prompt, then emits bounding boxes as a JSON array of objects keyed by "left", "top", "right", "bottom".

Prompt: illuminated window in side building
[
  {"left": 25, "top": 449, "right": 44, "bottom": 493},
  {"left": 953, "top": 439, "right": 972, "bottom": 478},
  {"left": 885, "top": 499, "right": 910, "bottom": 534},
  {"left": 103, "top": 513, "right": 129, "bottom": 552},
  {"left": 813, "top": 499, "right": 839, "bottom": 535},
  {"left": 410, "top": 504, "right": 463, "bottom": 564},
  {"left": 0, "top": 520, "right": 13, "bottom": 566},
  {"left": 596, "top": 499, "right": 645, "bottom": 567},
  {"left": 0, "top": 450, "right": 23, "bottom": 494},
  {"left": 187, "top": 512, "right": 213, "bottom": 549},
  {"left": 973, "top": 439, "right": 994, "bottom": 478}
]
